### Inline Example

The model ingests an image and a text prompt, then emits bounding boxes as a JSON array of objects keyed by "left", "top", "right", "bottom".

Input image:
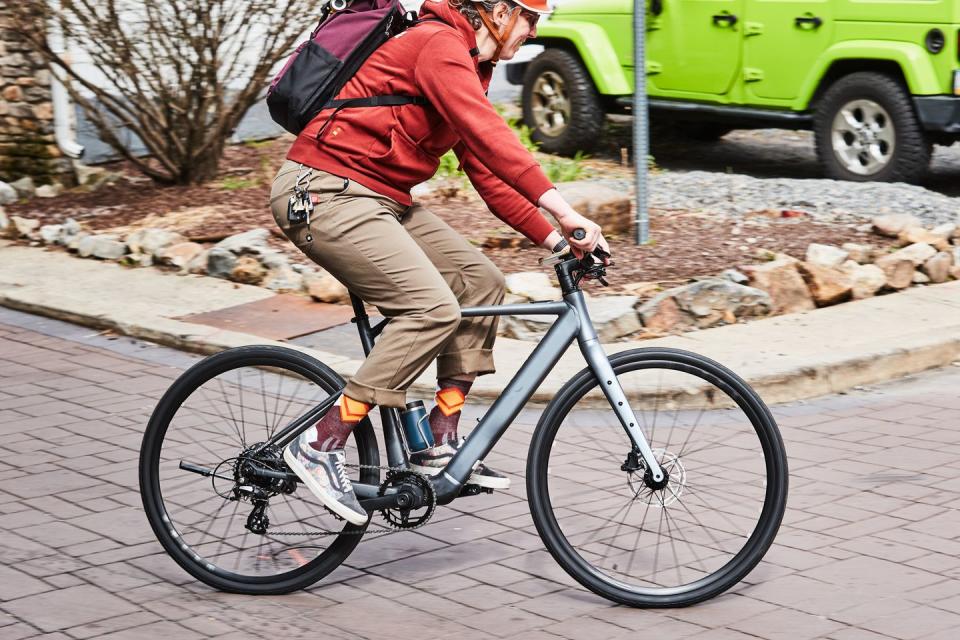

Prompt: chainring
[{"left": 377, "top": 469, "right": 436, "bottom": 529}]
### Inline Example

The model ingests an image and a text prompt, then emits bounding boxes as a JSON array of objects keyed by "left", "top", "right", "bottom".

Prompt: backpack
[{"left": 267, "top": 0, "right": 429, "bottom": 136}]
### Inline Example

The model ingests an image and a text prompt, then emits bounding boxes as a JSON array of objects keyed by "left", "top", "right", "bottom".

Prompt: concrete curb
[{"left": 2, "top": 241, "right": 959, "bottom": 405}]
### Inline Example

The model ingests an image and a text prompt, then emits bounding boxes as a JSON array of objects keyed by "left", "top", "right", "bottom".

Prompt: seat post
[{"left": 349, "top": 292, "right": 377, "bottom": 357}]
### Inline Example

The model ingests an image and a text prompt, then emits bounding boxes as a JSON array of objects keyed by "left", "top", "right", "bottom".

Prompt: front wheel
[
  {"left": 527, "top": 348, "right": 788, "bottom": 607},
  {"left": 522, "top": 48, "right": 605, "bottom": 156}
]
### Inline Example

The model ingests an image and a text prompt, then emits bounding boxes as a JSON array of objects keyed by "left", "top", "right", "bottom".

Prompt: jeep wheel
[
  {"left": 814, "top": 72, "right": 931, "bottom": 183},
  {"left": 522, "top": 49, "right": 604, "bottom": 156}
]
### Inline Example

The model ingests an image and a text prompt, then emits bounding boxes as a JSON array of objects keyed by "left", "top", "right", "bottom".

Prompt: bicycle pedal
[{"left": 460, "top": 484, "right": 494, "bottom": 496}]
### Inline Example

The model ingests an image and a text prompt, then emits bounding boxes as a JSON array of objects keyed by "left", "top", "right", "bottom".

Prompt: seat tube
[{"left": 567, "top": 291, "right": 665, "bottom": 483}]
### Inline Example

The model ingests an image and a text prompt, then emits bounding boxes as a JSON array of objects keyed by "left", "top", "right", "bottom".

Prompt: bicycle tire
[
  {"left": 527, "top": 347, "right": 788, "bottom": 607},
  {"left": 139, "top": 345, "right": 379, "bottom": 594}
]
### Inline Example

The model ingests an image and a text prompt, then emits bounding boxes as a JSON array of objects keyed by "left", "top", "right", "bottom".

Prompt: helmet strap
[{"left": 476, "top": 4, "right": 520, "bottom": 63}]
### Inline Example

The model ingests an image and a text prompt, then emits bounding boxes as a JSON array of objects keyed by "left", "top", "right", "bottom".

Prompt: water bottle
[{"left": 400, "top": 400, "right": 434, "bottom": 453}]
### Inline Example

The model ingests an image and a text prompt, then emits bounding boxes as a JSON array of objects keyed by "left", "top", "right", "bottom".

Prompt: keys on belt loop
[{"left": 287, "top": 164, "right": 315, "bottom": 225}]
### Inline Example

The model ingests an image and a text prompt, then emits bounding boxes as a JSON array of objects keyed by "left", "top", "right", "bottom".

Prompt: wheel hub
[
  {"left": 624, "top": 449, "right": 686, "bottom": 507},
  {"left": 831, "top": 98, "right": 894, "bottom": 176}
]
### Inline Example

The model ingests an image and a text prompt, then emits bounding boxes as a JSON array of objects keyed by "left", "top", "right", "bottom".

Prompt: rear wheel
[
  {"left": 814, "top": 72, "right": 931, "bottom": 183},
  {"left": 139, "top": 345, "right": 379, "bottom": 594},
  {"left": 527, "top": 348, "right": 788, "bottom": 607}
]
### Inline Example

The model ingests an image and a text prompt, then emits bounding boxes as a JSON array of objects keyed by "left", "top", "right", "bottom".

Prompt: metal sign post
[{"left": 634, "top": 0, "right": 649, "bottom": 245}]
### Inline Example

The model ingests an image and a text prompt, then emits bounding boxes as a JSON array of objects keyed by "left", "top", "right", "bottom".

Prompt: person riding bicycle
[{"left": 271, "top": 0, "right": 609, "bottom": 525}]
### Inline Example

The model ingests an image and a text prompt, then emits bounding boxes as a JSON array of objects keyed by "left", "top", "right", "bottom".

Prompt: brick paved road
[{"left": 2, "top": 306, "right": 959, "bottom": 639}]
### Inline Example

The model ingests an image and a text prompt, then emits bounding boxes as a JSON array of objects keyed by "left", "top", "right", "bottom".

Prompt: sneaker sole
[
  {"left": 409, "top": 463, "right": 511, "bottom": 490},
  {"left": 283, "top": 447, "right": 369, "bottom": 526}
]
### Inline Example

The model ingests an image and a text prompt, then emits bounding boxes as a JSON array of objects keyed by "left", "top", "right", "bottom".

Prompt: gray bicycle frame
[
  {"left": 265, "top": 264, "right": 665, "bottom": 506},
  {"left": 425, "top": 289, "right": 664, "bottom": 504}
]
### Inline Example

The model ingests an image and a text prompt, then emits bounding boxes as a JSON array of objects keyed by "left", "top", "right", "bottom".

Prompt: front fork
[{"left": 579, "top": 337, "right": 665, "bottom": 483}]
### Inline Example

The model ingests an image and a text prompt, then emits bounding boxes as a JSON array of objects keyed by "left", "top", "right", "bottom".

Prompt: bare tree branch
[{"left": 12, "top": 0, "right": 316, "bottom": 185}]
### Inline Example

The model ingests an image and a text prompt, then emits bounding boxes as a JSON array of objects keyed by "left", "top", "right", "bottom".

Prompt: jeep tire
[
  {"left": 814, "top": 72, "right": 931, "bottom": 183},
  {"left": 522, "top": 49, "right": 604, "bottom": 156}
]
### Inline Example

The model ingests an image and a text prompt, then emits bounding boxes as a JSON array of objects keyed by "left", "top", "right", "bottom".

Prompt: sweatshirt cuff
[{"left": 513, "top": 164, "right": 555, "bottom": 205}]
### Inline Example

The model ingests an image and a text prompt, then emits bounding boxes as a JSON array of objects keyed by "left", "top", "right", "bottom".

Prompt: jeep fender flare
[
  {"left": 529, "top": 21, "right": 631, "bottom": 96},
  {"left": 798, "top": 41, "right": 941, "bottom": 109}
]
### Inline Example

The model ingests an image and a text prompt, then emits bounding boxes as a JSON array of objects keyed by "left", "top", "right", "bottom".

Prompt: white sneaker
[
  {"left": 283, "top": 433, "right": 368, "bottom": 525},
  {"left": 409, "top": 439, "right": 510, "bottom": 490}
]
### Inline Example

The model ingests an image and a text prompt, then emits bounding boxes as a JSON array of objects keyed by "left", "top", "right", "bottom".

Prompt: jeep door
[
  {"left": 646, "top": 0, "right": 745, "bottom": 97},
  {"left": 742, "top": 0, "right": 835, "bottom": 103}
]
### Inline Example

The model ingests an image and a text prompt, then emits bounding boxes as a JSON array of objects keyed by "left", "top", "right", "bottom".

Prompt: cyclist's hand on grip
[{"left": 565, "top": 216, "right": 610, "bottom": 264}]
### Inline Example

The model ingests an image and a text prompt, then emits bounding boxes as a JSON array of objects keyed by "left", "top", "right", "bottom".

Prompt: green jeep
[{"left": 507, "top": 0, "right": 960, "bottom": 183}]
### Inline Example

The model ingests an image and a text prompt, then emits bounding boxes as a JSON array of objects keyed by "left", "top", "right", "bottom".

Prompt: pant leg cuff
[
  {"left": 436, "top": 348, "right": 496, "bottom": 378},
  {"left": 343, "top": 379, "right": 407, "bottom": 408}
]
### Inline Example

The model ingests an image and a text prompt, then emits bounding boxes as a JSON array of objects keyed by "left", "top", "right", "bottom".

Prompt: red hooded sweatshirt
[{"left": 286, "top": 0, "right": 556, "bottom": 245}]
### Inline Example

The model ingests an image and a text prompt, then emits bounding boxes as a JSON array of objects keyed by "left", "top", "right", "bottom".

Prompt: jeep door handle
[
  {"left": 795, "top": 16, "right": 823, "bottom": 29},
  {"left": 712, "top": 14, "right": 738, "bottom": 27}
]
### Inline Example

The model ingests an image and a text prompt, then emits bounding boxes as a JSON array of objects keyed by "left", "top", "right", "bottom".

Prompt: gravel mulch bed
[{"left": 6, "top": 136, "right": 907, "bottom": 294}]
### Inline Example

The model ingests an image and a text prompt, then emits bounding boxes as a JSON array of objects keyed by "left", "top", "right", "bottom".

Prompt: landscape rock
[
  {"left": 0, "top": 181, "right": 16, "bottom": 205},
  {"left": 897, "top": 226, "right": 950, "bottom": 251},
  {"left": 556, "top": 182, "right": 633, "bottom": 235},
  {"left": 922, "top": 251, "right": 953, "bottom": 284},
  {"left": 796, "top": 262, "right": 853, "bottom": 306},
  {"left": 885, "top": 242, "right": 938, "bottom": 266},
  {"left": 73, "top": 163, "right": 120, "bottom": 189},
  {"left": 35, "top": 183, "right": 62, "bottom": 198},
  {"left": 841, "top": 263, "right": 887, "bottom": 299},
  {"left": 89, "top": 235, "right": 128, "bottom": 260},
  {"left": 67, "top": 232, "right": 90, "bottom": 253},
  {"left": 9, "top": 215, "right": 39, "bottom": 239},
  {"left": 637, "top": 293, "right": 695, "bottom": 334},
  {"left": 912, "top": 271, "right": 930, "bottom": 284},
  {"left": 76, "top": 235, "right": 97, "bottom": 257},
  {"left": 671, "top": 279, "right": 771, "bottom": 327},
  {"left": 740, "top": 259, "right": 815, "bottom": 315},
  {"left": 720, "top": 269, "right": 749, "bottom": 285},
  {"left": 931, "top": 222, "right": 957, "bottom": 240},
  {"left": 62, "top": 218, "right": 82, "bottom": 240},
  {"left": 0, "top": 207, "right": 8, "bottom": 231},
  {"left": 505, "top": 272, "right": 561, "bottom": 302},
  {"left": 303, "top": 270, "right": 350, "bottom": 303},
  {"left": 206, "top": 247, "right": 238, "bottom": 278},
  {"left": 805, "top": 243, "right": 848, "bottom": 268},
  {"left": 9, "top": 176, "right": 35, "bottom": 198},
  {"left": 121, "top": 253, "right": 153, "bottom": 268},
  {"left": 263, "top": 266, "right": 304, "bottom": 293},
  {"left": 39, "top": 224, "right": 63, "bottom": 245},
  {"left": 214, "top": 229, "right": 271, "bottom": 255},
  {"left": 185, "top": 249, "right": 211, "bottom": 275},
  {"left": 258, "top": 250, "right": 290, "bottom": 271},
  {"left": 872, "top": 213, "right": 922, "bottom": 237},
  {"left": 872, "top": 254, "right": 915, "bottom": 290},
  {"left": 951, "top": 265, "right": 960, "bottom": 280},
  {"left": 841, "top": 242, "right": 875, "bottom": 264},
  {"left": 126, "top": 228, "right": 186, "bottom": 257},
  {"left": 230, "top": 256, "right": 267, "bottom": 285},
  {"left": 156, "top": 242, "right": 204, "bottom": 269}
]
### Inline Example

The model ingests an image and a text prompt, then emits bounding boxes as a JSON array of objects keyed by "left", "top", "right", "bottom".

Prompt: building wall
[{"left": 0, "top": 3, "right": 71, "bottom": 183}]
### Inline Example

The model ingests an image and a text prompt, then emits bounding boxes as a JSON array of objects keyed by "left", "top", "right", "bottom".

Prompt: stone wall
[{"left": 0, "top": 3, "right": 71, "bottom": 184}]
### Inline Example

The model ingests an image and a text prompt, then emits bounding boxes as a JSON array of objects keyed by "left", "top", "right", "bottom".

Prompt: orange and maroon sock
[
  {"left": 309, "top": 395, "right": 371, "bottom": 452},
  {"left": 429, "top": 378, "right": 472, "bottom": 446}
]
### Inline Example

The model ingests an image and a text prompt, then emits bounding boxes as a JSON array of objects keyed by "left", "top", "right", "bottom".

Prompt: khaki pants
[{"left": 270, "top": 160, "right": 505, "bottom": 408}]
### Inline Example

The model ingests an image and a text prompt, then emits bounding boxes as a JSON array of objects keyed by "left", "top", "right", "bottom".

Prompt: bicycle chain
[{"left": 268, "top": 463, "right": 436, "bottom": 538}]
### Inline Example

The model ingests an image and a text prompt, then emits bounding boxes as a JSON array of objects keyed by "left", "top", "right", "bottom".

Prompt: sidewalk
[{"left": 1, "top": 239, "right": 959, "bottom": 403}]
